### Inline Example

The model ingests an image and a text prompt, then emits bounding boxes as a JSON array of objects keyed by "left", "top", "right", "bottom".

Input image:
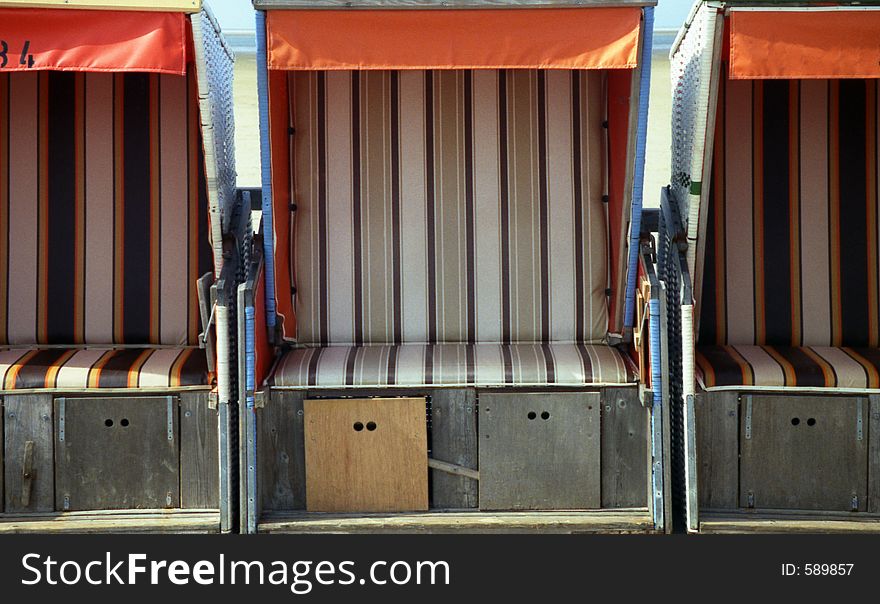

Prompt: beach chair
[
  {"left": 0, "top": 0, "right": 238, "bottom": 533},
  {"left": 239, "top": 0, "right": 667, "bottom": 533},
  {"left": 665, "top": 0, "right": 880, "bottom": 533}
]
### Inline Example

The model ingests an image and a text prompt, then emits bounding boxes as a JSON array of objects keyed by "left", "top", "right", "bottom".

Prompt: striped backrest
[
  {"left": 0, "top": 71, "right": 213, "bottom": 347},
  {"left": 700, "top": 75, "right": 880, "bottom": 347},
  {"left": 291, "top": 69, "right": 608, "bottom": 346}
]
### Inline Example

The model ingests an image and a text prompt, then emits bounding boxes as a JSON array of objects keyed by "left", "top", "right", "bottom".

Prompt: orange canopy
[
  {"left": 266, "top": 8, "right": 642, "bottom": 71},
  {"left": 0, "top": 9, "right": 187, "bottom": 74},
  {"left": 730, "top": 10, "right": 880, "bottom": 80}
]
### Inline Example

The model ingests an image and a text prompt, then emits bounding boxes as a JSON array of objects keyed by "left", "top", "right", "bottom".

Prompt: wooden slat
[
  {"left": 869, "top": 395, "right": 880, "bottom": 513},
  {"left": 695, "top": 391, "right": 739, "bottom": 509},
  {"left": 304, "top": 398, "right": 428, "bottom": 512},
  {"left": 600, "top": 387, "right": 648, "bottom": 508},
  {"left": 1, "top": 0, "right": 201, "bottom": 12},
  {"left": 180, "top": 392, "right": 219, "bottom": 509},
  {"left": 430, "top": 389, "right": 478, "bottom": 509},
  {"left": 699, "top": 512, "right": 880, "bottom": 535},
  {"left": 259, "top": 390, "right": 305, "bottom": 511},
  {"left": 258, "top": 509, "right": 655, "bottom": 534},
  {"left": 4, "top": 394, "right": 53, "bottom": 513},
  {"left": 0, "top": 510, "right": 219, "bottom": 534}
]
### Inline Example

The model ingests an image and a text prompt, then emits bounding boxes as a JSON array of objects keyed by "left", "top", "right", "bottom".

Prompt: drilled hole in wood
[
  {"left": 541, "top": 411, "right": 551, "bottom": 420},
  {"left": 807, "top": 418, "right": 816, "bottom": 427},
  {"left": 121, "top": 418, "right": 130, "bottom": 427},
  {"left": 527, "top": 411, "right": 537, "bottom": 420},
  {"left": 791, "top": 417, "right": 800, "bottom": 426},
  {"left": 366, "top": 421, "right": 377, "bottom": 431},
  {"left": 104, "top": 419, "right": 114, "bottom": 427},
  {"left": 353, "top": 422, "right": 364, "bottom": 432}
]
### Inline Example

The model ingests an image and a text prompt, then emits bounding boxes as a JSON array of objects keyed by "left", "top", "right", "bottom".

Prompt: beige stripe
[
  {"left": 55, "top": 348, "right": 109, "bottom": 389},
  {"left": 324, "top": 72, "right": 356, "bottom": 345},
  {"left": 395, "top": 344, "right": 426, "bottom": 384},
  {"left": 472, "top": 70, "right": 503, "bottom": 343},
  {"left": 159, "top": 74, "right": 190, "bottom": 346},
  {"left": 0, "top": 349, "right": 31, "bottom": 388},
  {"left": 799, "top": 80, "right": 832, "bottom": 346},
  {"left": 138, "top": 347, "right": 185, "bottom": 387},
  {"left": 313, "top": 346, "right": 350, "bottom": 387},
  {"left": 733, "top": 345, "right": 785, "bottom": 387},
  {"left": 83, "top": 73, "right": 115, "bottom": 344},
  {"left": 7, "top": 73, "right": 39, "bottom": 345},
  {"left": 398, "top": 71, "right": 429, "bottom": 343},
  {"left": 724, "top": 80, "right": 756, "bottom": 344},
  {"left": 545, "top": 70, "right": 576, "bottom": 342},
  {"left": 810, "top": 346, "right": 867, "bottom": 389}
]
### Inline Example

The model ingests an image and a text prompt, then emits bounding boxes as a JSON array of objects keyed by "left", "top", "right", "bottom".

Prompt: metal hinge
[
  {"left": 851, "top": 495, "right": 859, "bottom": 512},
  {"left": 744, "top": 396, "right": 752, "bottom": 440},
  {"left": 58, "top": 398, "right": 66, "bottom": 442},
  {"left": 166, "top": 397, "right": 175, "bottom": 441},
  {"left": 747, "top": 491, "right": 755, "bottom": 508}
]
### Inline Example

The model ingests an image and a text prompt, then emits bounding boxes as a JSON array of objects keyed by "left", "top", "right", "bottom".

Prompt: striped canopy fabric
[
  {"left": 700, "top": 74, "right": 880, "bottom": 349},
  {"left": 269, "top": 343, "right": 635, "bottom": 389},
  {"left": 0, "top": 70, "right": 214, "bottom": 348},
  {"left": 0, "top": 347, "right": 211, "bottom": 391},
  {"left": 697, "top": 345, "right": 880, "bottom": 391},
  {"left": 290, "top": 69, "right": 609, "bottom": 347}
]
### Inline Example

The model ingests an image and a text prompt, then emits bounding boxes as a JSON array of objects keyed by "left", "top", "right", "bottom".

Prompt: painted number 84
[{"left": 0, "top": 40, "right": 36, "bottom": 69}]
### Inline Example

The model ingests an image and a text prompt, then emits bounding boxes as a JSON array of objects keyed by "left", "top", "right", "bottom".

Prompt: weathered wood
[
  {"left": 259, "top": 390, "right": 305, "bottom": 510},
  {"left": 600, "top": 387, "right": 647, "bottom": 508},
  {"left": 869, "top": 395, "right": 880, "bottom": 513},
  {"left": 480, "top": 392, "right": 601, "bottom": 510},
  {"left": 740, "top": 395, "right": 868, "bottom": 512},
  {"left": 180, "top": 392, "right": 219, "bottom": 509},
  {"left": 4, "top": 394, "right": 53, "bottom": 513},
  {"left": 258, "top": 509, "right": 655, "bottom": 534},
  {"left": 430, "top": 389, "right": 478, "bottom": 509},
  {"left": 2, "top": 0, "right": 201, "bottom": 12},
  {"left": 695, "top": 391, "right": 739, "bottom": 509},
  {"left": 428, "top": 458, "right": 479, "bottom": 481},
  {"left": 304, "top": 398, "right": 428, "bottom": 512},
  {"left": 699, "top": 512, "right": 880, "bottom": 535},
  {"left": 0, "top": 510, "right": 219, "bottom": 534},
  {"left": 0, "top": 399, "right": 4, "bottom": 511},
  {"left": 55, "top": 397, "right": 179, "bottom": 511}
]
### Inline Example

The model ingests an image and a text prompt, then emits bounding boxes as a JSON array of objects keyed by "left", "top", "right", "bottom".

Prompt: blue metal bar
[
  {"left": 255, "top": 10, "right": 278, "bottom": 337},
  {"left": 623, "top": 6, "right": 654, "bottom": 331},
  {"left": 648, "top": 295, "right": 665, "bottom": 530}
]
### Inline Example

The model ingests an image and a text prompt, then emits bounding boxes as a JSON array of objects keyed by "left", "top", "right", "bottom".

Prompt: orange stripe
[
  {"left": 789, "top": 81, "right": 802, "bottom": 345},
  {"left": 714, "top": 70, "right": 727, "bottom": 343},
  {"left": 801, "top": 346, "right": 836, "bottom": 388},
  {"left": 87, "top": 349, "right": 116, "bottom": 389},
  {"left": 3, "top": 349, "right": 40, "bottom": 390},
  {"left": 187, "top": 70, "right": 200, "bottom": 345},
  {"left": 74, "top": 73, "right": 86, "bottom": 344},
  {"left": 752, "top": 81, "right": 766, "bottom": 344},
  {"left": 150, "top": 74, "right": 161, "bottom": 345},
  {"left": 763, "top": 346, "right": 798, "bottom": 387},
  {"left": 43, "top": 348, "right": 78, "bottom": 389},
  {"left": 843, "top": 348, "right": 880, "bottom": 389},
  {"left": 867, "top": 81, "right": 879, "bottom": 348},
  {"left": 169, "top": 347, "right": 193, "bottom": 388},
  {"left": 829, "top": 81, "right": 843, "bottom": 346},
  {"left": 127, "top": 348, "right": 154, "bottom": 388},
  {"left": 695, "top": 350, "right": 716, "bottom": 388},
  {"left": 726, "top": 345, "right": 755, "bottom": 386},
  {"left": 37, "top": 72, "right": 50, "bottom": 344},
  {"left": 0, "top": 74, "right": 8, "bottom": 345},
  {"left": 113, "top": 73, "right": 125, "bottom": 343}
]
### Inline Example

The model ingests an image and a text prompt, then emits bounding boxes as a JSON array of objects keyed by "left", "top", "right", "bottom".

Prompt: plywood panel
[
  {"left": 55, "top": 397, "right": 179, "bottom": 511},
  {"left": 479, "top": 392, "right": 600, "bottom": 510},
  {"left": 430, "top": 389, "right": 478, "bottom": 509},
  {"left": 4, "top": 394, "right": 53, "bottom": 512},
  {"left": 180, "top": 392, "right": 219, "bottom": 509},
  {"left": 696, "top": 391, "right": 739, "bottom": 509},
  {"left": 600, "top": 387, "right": 647, "bottom": 508},
  {"left": 304, "top": 398, "right": 428, "bottom": 512},
  {"left": 259, "top": 391, "right": 305, "bottom": 511},
  {"left": 740, "top": 395, "right": 868, "bottom": 512}
]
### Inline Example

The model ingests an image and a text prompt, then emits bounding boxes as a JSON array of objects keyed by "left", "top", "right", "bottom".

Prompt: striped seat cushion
[
  {"left": 0, "top": 347, "right": 211, "bottom": 391},
  {"left": 290, "top": 69, "right": 608, "bottom": 346},
  {"left": 701, "top": 75, "right": 880, "bottom": 348},
  {"left": 697, "top": 345, "right": 880, "bottom": 390},
  {"left": 269, "top": 343, "right": 635, "bottom": 389},
  {"left": 0, "top": 70, "right": 213, "bottom": 347}
]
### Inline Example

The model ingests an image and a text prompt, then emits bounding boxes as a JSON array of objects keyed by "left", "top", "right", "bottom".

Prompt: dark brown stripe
[
  {"left": 696, "top": 346, "right": 748, "bottom": 387},
  {"left": 424, "top": 343, "right": 434, "bottom": 385},
  {"left": 425, "top": 71, "right": 437, "bottom": 343},
  {"left": 178, "top": 348, "right": 210, "bottom": 386},
  {"left": 317, "top": 72, "right": 329, "bottom": 345},
  {"left": 122, "top": 74, "right": 151, "bottom": 343},
  {"left": 838, "top": 79, "right": 871, "bottom": 346},
  {"left": 498, "top": 71, "right": 511, "bottom": 344},
  {"left": 465, "top": 344, "right": 475, "bottom": 383},
  {"left": 500, "top": 343, "right": 514, "bottom": 384},
  {"left": 351, "top": 72, "right": 363, "bottom": 346},
  {"left": 537, "top": 71, "right": 551, "bottom": 344},
  {"left": 306, "top": 345, "right": 324, "bottom": 387},
  {"left": 541, "top": 343, "right": 556, "bottom": 384},
  {"left": 96, "top": 348, "right": 146, "bottom": 388},
  {"left": 344, "top": 345, "right": 358, "bottom": 386},
  {"left": 571, "top": 71, "right": 585, "bottom": 343},
  {"left": 769, "top": 346, "right": 826, "bottom": 387},
  {"left": 386, "top": 344, "right": 398, "bottom": 386},
  {"left": 14, "top": 349, "right": 69, "bottom": 389},
  {"left": 574, "top": 343, "right": 594, "bottom": 384},
  {"left": 390, "top": 71, "right": 403, "bottom": 345},
  {"left": 46, "top": 72, "right": 77, "bottom": 343}
]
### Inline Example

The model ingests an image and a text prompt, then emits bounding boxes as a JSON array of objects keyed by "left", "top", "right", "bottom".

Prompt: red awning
[
  {"left": 0, "top": 9, "right": 187, "bottom": 74},
  {"left": 266, "top": 8, "right": 642, "bottom": 71},
  {"left": 730, "top": 10, "right": 880, "bottom": 80}
]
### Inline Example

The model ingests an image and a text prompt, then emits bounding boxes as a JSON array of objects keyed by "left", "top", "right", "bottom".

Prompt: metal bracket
[
  {"left": 857, "top": 400, "right": 863, "bottom": 441},
  {"left": 57, "top": 398, "right": 66, "bottom": 442},
  {"left": 21, "top": 441, "right": 34, "bottom": 507},
  {"left": 639, "top": 385, "right": 654, "bottom": 408},
  {"left": 747, "top": 491, "right": 755, "bottom": 508},
  {"left": 63, "top": 495, "right": 70, "bottom": 511},
  {"left": 852, "top": 495, "right": 859, "bottom": 512},
  {"left": 208, "top": 391, "right": 219, "bottom": 410},
  {"left": 744, "top": 396, "right": 752, "bottom": 440},
  {"left": 254, "top": 390, "right": 268, "bottom": 409},
  {"left": 166, "top": 397, "right": 175, "bottom": 441}
]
